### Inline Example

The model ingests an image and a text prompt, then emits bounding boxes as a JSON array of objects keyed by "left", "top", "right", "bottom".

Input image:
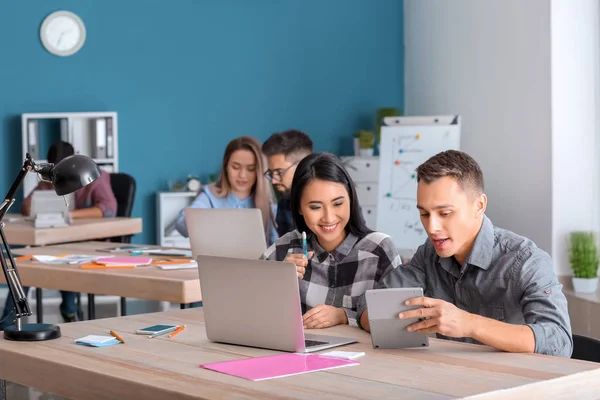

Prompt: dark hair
[
  {"left": 416, "top": 150, "right": 484, "bottom": 194},
  {"left": 47, "top": 141, "right": 75, "bottom": 164},
  {"left": 290, "top": 152, "right": 371, "bottom": 239},
  {"left": 261, "top": 130, "right": 313, "bottom": 162}
]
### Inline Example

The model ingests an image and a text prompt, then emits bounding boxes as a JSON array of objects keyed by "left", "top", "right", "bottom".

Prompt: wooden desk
[
  {"left": 2, "top": 241, "right": 201, "bottom": 322},
  {"left": 0, "top": 308, "right": 598, "bottom": 400},
  {"left": 3, "top": 214, "right": 142, "bottom": 246}
]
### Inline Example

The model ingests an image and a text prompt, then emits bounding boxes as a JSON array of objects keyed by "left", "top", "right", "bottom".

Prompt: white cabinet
[
  {"left": 21, "top": 112, "right": 118, "bottom": 198},
  {"left": 156, "top": 191, "right": 197, "bottom": 247},
  {"left": 341, "top": 156, "right": 379, "bottom": 229}
]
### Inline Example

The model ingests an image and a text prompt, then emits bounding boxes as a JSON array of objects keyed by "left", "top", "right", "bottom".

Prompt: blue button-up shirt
[
  {"left": 357, "top": 215, "right": 573, "bottom": 357},
  {"left": 175, "top": 186, "right": 278, "bottom": 246}
]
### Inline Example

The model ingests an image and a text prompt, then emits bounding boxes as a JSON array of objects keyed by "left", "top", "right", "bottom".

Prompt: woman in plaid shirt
[{"left": 261, "top": 153, "right": 402, "bottom": 328}]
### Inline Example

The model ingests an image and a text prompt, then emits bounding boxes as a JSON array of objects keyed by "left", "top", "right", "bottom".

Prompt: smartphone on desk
[{"left": 135, "top": 324, "right": 178, "bottom": 335}]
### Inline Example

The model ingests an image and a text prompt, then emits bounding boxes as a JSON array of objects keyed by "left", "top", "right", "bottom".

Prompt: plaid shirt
[{"left": 261, "top": 229, "right": 402, "bottom": 326}]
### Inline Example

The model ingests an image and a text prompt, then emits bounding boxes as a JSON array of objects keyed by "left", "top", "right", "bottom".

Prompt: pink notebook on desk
[
  {"left": 200, "top": 353, "right": 359, "bottom": 381},
  {"left": 95, "top": 257, "right": 152, "bottom": 266}
]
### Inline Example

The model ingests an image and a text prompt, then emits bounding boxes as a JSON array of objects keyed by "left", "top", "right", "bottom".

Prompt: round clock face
[
  {"left": 40, "top": 11, "right": 86, "bottom": 56},
  {"left": 187, "top": 178, "right": 201, "bottom": 192}
]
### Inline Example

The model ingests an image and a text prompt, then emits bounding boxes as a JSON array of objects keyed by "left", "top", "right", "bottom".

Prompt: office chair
[
  {"left": 76, "top": 172, "right": 137, "bottom": 320},
  {"left": 571, "top": 334, "right": 600, "bottom": 363},
  {"left": 109, "top": 173, "right": 137, "bottom": 244}
]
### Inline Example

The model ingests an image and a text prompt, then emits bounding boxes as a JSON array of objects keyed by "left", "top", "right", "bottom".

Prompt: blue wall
[{"left": 0, "top": 0, "right": 404, "bottom": 244}]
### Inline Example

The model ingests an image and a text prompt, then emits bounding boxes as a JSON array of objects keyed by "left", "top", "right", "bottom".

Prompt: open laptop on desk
[
  {"left": 185, "top": 208, "right": 267, "bottom": 259},
  {"left": 28, "top": 190, "right": 74, "bottom": 216},
  {"left": 197, "top": 255, "right": 357, "bottom": 353},
  {"left": 27, "top": 190, "right": 74, "bottom": 227}
]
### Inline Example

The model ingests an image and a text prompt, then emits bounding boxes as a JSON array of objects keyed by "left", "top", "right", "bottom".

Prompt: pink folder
[
  {"left": 200, "top": 353, "right": 359, "bottom": 381},
  {"left": 95, "top": 257, "right": 152, "bottom": 266}
]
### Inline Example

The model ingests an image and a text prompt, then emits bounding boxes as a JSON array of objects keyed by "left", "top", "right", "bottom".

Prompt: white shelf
[
  {"left": 157, "top": 191, "right": 199, "bottom": 198},
  {"left": 156, "top": 191, "right": 197, "bottom": 247},
  {"left": 94, "top": 158, "right": 117, "bottom": 164},
  {"left": 21, "top": 111, "right": 118, "bottom": 119},
  {"left": 341, "top": 156, "right": 379, "bottom": 229},
  {"left": 21, "top": 111, "right": 119, "bottom": 198}
]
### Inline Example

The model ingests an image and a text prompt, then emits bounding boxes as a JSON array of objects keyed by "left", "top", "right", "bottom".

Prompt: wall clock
[{"left": 40, "top": 11, "right": 86, "bottom": 57}]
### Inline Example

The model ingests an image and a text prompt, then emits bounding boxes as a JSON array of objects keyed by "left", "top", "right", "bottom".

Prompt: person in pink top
[
  {"left": 22, "top": 141, "right": 117, "bottom": 219},
  {"left": 0, "top": 141, "right": 117, "bottom": 327}
]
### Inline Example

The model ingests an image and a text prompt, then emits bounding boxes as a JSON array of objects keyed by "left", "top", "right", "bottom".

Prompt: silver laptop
[
  {"left": 185, "top": 208, "right": 267, "bottom": 259},
  {"left": 197, "top": 255, "right": 357, "bottom": 353},
  {"left": 27, "top": 190, "right": 74, "bottom": 227},
  {"left": 29, "top": 190, "right": 74, "bottom": 218}
]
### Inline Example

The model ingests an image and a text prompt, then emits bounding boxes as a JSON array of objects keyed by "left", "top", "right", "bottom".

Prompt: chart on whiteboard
[{"left": 377, "top": 121, "right": 461, "bottom": 250}]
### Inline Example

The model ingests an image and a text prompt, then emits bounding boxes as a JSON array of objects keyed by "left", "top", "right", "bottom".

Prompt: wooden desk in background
[
  {"left": 1, "top": 241, "right": 201, "bottom": 322},
  {"left": 0, "top": 308, "right": 598, "bottom": 400},
  {"left": 3, "top": 214, "right": 142, "bottom": 246}
]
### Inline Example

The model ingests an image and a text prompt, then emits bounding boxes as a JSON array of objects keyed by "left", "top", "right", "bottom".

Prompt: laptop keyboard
[{"left": 305, "top": 339, "right": 329, "bottom": 347}]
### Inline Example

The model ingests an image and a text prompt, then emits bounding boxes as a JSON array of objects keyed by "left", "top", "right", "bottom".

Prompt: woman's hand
[
  {"left": 303, "top": 305, "right": 348, "bottom": 329},
  {"left": 284, "top": 251, "right": 314, "bottom": 279}
]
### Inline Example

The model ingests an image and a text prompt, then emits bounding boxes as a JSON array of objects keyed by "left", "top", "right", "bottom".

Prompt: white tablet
[{"left": 365, "top": 287, "right": 429, "bottom": 349}]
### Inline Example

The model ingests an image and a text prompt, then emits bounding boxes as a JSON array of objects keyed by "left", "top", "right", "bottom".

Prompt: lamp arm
[
  {"left": 0, "top": 225, "right": 31, "bottom": 319},
  {"left": 0, "top": 154, "right": 41, "bottom": 321},
  {"left": 0, "top": 163, "right": 30, "bottom": 222},
  {"left": 0, "top": 154, "right": 53, "bottom": 221}
]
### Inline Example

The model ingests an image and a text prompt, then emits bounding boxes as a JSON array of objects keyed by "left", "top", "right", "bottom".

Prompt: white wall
[
  {"left": 404, "top": 0, "right": 553, "bottom": 253},
  {"left": 551, "top": 0, "right": 600, "bottom": 275}
]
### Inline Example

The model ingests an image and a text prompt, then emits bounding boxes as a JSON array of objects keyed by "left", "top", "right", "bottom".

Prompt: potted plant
[
  {"left": 375, "top": 107, "right": 400, "bottom": 145},
  {"left": 358, "top": 130, "right": 375, "bottom": 157},
  {"left": 568, "top": 231, "right": 599, "bottom": 293}
]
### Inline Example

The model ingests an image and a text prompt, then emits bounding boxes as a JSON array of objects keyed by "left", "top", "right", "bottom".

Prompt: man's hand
[
  {"left": 284, "top": 251, "right": 314, "bottom": 279},
  {"left": 400, "top": 297, "right": 474, "bottom": 338},
  {"left": 303, "top": 305, "right": 348, "bottom": 329}
]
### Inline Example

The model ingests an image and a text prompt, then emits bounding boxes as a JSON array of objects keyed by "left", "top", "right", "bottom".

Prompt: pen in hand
[
  {"left": 302, "top": 231, "right": 308, "bottom": 259},
  {"left": 110, "top": 330, "right": 125, "bottom": 344}
]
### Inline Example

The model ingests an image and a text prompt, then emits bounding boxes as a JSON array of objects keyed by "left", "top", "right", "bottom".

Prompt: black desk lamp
[{"left": 0, "top": 153, "right": 100, "bottom": 341}]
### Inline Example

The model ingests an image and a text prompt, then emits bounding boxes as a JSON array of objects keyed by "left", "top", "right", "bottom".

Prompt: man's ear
[{"left": 474, "top": 193, "right": 487, "bottom": 217}]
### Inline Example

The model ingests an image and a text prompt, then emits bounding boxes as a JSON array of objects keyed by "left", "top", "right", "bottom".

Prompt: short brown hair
[
  {"left": 262, "top": 130, "right": 313, "bottom": 162},
  {"left": 416, "top": 150, "right": 484, "bottom": 194}
]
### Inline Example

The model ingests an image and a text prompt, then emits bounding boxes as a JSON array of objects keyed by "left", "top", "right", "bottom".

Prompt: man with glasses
[{"left": 262, "top": 130, "right": 313, "bottom": 236}]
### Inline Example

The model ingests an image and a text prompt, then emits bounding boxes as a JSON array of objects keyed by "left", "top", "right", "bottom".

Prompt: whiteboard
[{"left": 376, "top": 116, "right": 461, "bottom": 250}]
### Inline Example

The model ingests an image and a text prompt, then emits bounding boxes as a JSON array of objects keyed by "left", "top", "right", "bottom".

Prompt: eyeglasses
[{"left": 264, "top": 161, "right": 299, "bottom": 182}]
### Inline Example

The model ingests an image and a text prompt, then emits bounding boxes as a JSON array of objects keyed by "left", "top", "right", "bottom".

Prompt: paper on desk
[
  {"left": 75, "top": 335, "right": 121, "bottom": 347},
  {"left": 33, "top": 254, "right": 114, "bottom": 264},
  {"left": 201, "top": 353, "right": 359, "bottom": 381},
  {"left": 158, "top": 261, "right": 198, "bottom": 270},
  {"left": 320, "top": 351, "right": 365, "bottom": 360},
  {"left": 96, "top": 257, "right": 152, "bottom": 266},
  {"left": 138, "top": 249, "right": 192, "bottom": 257}
]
